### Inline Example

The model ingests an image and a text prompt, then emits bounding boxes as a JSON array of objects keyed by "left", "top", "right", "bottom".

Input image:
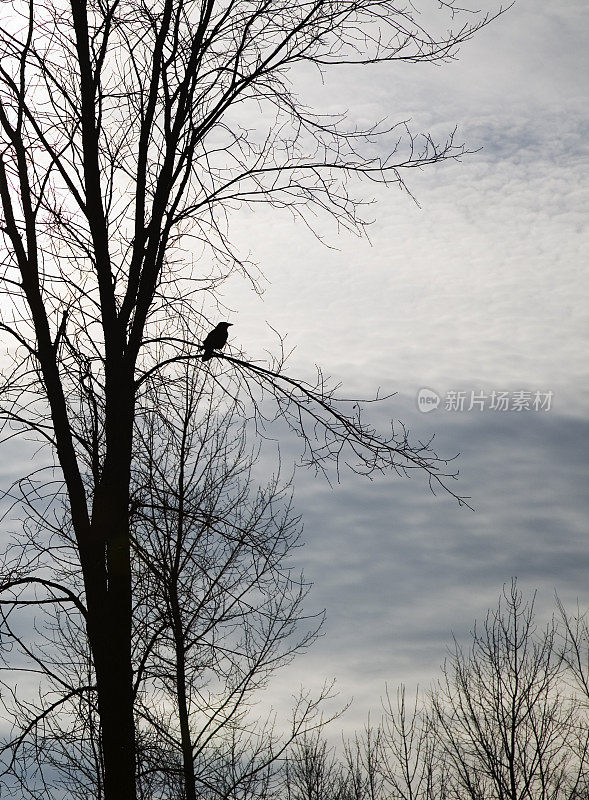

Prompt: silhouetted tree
[
  {"left": 0, "top": 373, "right": 340, "bottom": 798},
  {"left": 431, "top": 582, "right": 589, "bottom": 800},
  {"left": 130, "top": 369, "right": 331, "bottom": 799},
  {"left": 274, "top": 587, "right": 588, "bottom": 800},
  {"left": 341, "top": 721, "right": 385, "bottom": 800},
  {"left": 378, "top": 687, "right": 440, "bottom": 800},
  {"left": 285, "top": 731, "right": 345, "bottom": 800},
  {"left": 557, "top": 597, "right": 589, "bottom": 707},
  {"left": 0, "top": 0, "right": 508, "bottom": 796}
]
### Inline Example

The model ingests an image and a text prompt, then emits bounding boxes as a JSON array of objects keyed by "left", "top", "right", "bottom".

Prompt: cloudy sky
[
  {"left": 0, "top": 0, "right": 586, "bottom": 749},
  {"left": 221, "top": 0, "right": 589, "bottom": 734}
]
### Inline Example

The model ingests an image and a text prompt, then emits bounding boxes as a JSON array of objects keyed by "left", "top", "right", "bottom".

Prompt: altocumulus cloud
[
  {"left": 259, "top": 404, "right": 589, "bottom": 735},
  {"left": 226, "top": 0, "right": 589, "bottom": 730},
  {"left": 1, "top": 0, "right": 587, "bottom": 742}
]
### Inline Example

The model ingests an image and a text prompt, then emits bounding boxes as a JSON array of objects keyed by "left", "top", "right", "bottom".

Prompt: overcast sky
[
  {"left": 220, "top": 0, "right": 589, "bottom": 735},
  {"left": 0, "top": 0, "right": 587, "bottom": 749}
]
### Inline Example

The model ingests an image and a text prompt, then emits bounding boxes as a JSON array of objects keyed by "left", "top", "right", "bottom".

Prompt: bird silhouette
[{"left": 200, "top": 322, "right": 233, "bottom": 361}]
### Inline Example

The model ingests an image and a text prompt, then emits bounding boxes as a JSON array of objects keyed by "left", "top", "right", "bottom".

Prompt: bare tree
[
  {"left": 378, "top": 687, "right": 441, "bottom": 800},
  {"left": 238, "top": 587, "right": 589, "bottom": 800},
  {"left": 0, "top": 371, "right": 339, "bottom": 798},
  {"left": 130, "top": 370, "right": 331, "bottom": 800},
  {"left": 0, "top": 0, "right": 509, "bottom": 796},
  {"left": 556, "top": 597, "right": 589, "bottom": 706},
  {"left": 431, "top": 581, "right": 589, "bottom": 800},
  {"left": 285, "top": 731, "right": 346, "bottom": 800},
  {"left": 0, "top": 512, "right": 104, "bottom": 799},
  {"left": 341, "top": 721, "right": 385, "bottom": 800},
  {"left": 284, "top": 589, "right": 589, "bottom": 800}
]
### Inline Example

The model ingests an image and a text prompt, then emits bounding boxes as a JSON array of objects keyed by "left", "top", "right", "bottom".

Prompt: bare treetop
[
  {"left": 1, "top": 1, "right": 507, "bottom": 797},
  {"left": 1, "top": 0, "right": 506, "bottom": 320}
]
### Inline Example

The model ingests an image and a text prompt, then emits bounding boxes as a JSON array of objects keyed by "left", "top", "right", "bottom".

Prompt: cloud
[
  {"left": 259, "top": 404, "right": 589, "bottom": 734},
  {"left": 1, "top": 0, "right": 587, "bottom": 749},
  {"left": 214, "top": 1, "right": 589, "bottom": 735}
]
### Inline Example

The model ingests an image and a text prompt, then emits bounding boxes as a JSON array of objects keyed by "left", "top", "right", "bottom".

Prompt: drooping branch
[
  {"left": 135, "top": 346, "right": 471, "bottom": 506},
  {"left": 0, "top": 576, "right": 87, "bottom": 618}
]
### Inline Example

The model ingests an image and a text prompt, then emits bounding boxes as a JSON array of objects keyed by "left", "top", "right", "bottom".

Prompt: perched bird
[{"left": 200, "top": 322, "right": 233, "bottom": 361}]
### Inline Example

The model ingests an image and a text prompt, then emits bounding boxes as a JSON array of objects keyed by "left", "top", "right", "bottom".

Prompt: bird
[{"left": 200, "top": 322, "right": 233, "bottom": 361}]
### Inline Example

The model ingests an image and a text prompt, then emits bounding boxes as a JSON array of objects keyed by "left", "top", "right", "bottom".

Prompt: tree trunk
[
  {"left": 85, "top": 370, "right": 137, "bottom": 800},
  {"left": 173, "top": 597, "right": 197, "bottom": 800},
  {"left": 83, "top": 529, "right": 135, "bottom": 800}
]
